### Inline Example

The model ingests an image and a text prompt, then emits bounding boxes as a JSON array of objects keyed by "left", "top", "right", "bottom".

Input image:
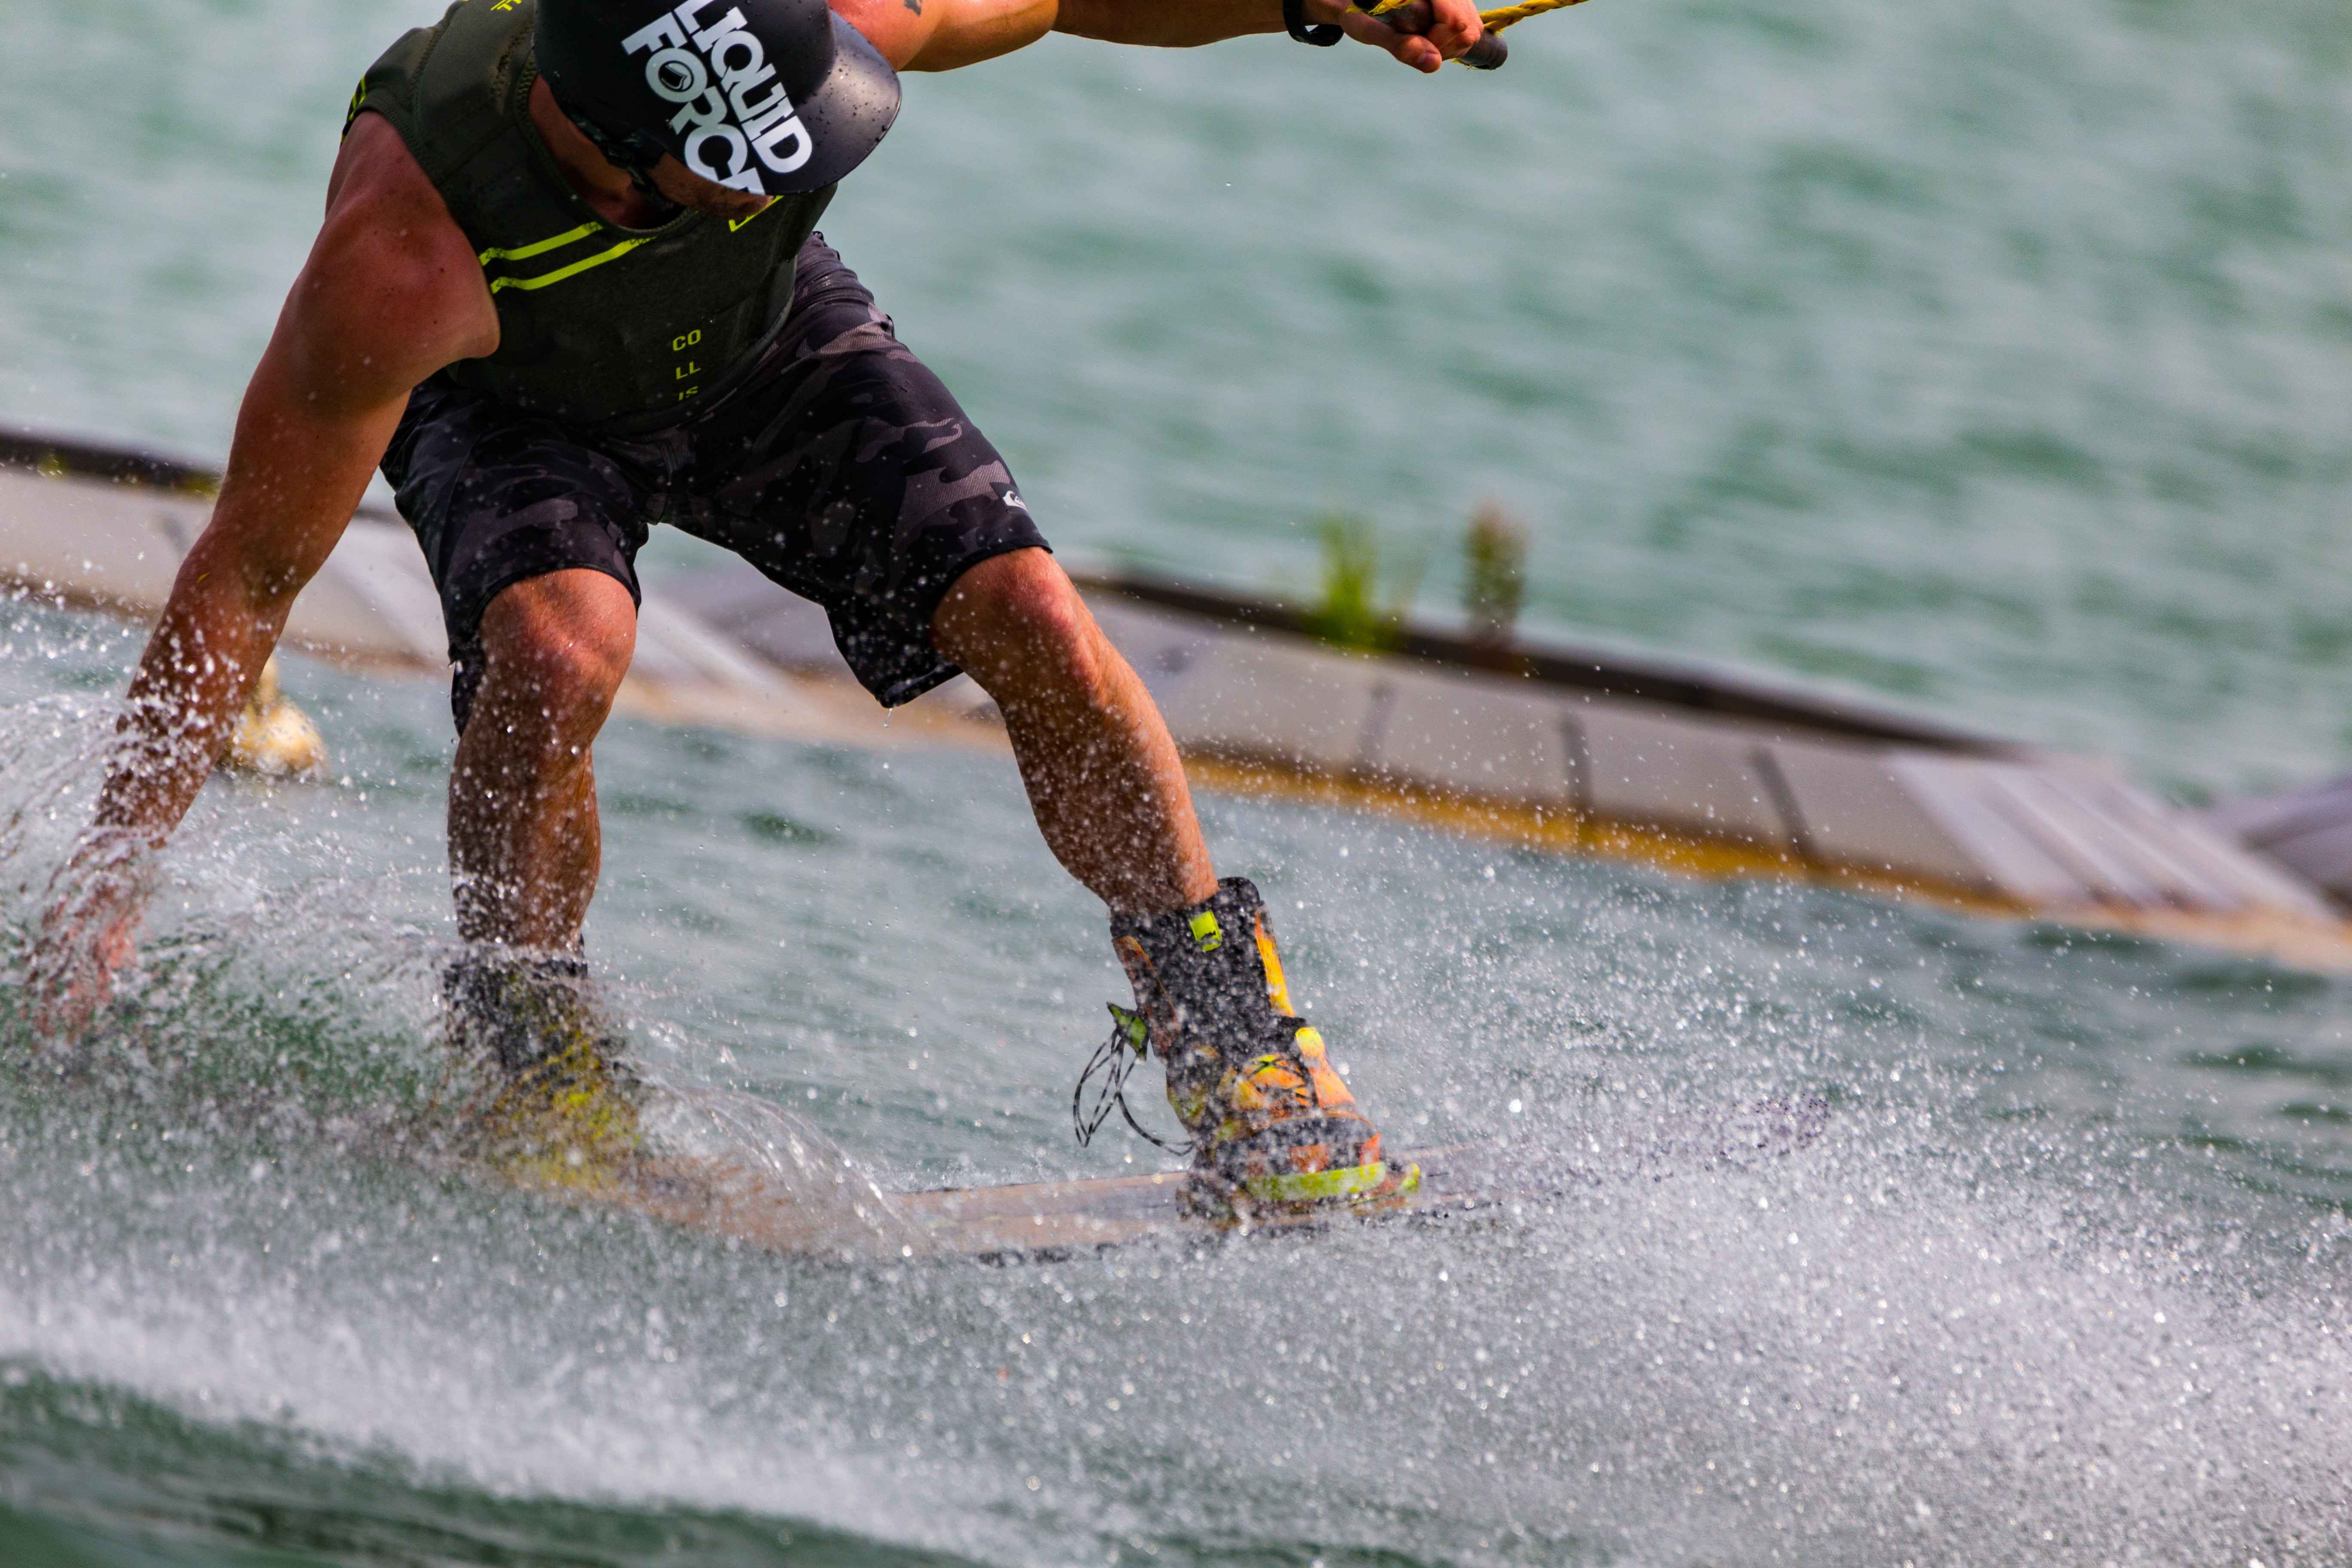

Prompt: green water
[{"left": 6, "top": 0, "right": 2352, "bottom": 1561}]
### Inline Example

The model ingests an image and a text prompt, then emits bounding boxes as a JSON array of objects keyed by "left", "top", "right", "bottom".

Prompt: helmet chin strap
[{"left": 565, "top": 105, "right": 683, "bottom": 220}]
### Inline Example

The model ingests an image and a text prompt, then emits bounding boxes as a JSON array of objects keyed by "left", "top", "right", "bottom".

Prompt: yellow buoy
[{"left": 224, "top": 656, "right": 327, "bottom": 778}]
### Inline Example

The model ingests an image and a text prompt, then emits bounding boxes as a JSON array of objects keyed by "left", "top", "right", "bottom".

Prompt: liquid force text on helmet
[
  {"left": 537, "top": 0, "right": 900, "bottom": 197},
  {"left": 626, "top": 0, "right": 810, "bottom": 193}
]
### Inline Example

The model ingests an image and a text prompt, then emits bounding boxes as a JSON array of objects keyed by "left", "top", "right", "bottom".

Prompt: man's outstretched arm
[
  {"left": 32, "top": 114, "right": 496, "bottom": 1036},
  {"left": 836, "top": 0, "right": 1482, "bottom": 74},
  {"left": 1051, "top": 0, "right": 1482, "bottom": 68}
]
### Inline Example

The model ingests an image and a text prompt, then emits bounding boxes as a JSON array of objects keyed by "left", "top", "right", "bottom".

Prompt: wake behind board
[{"left": 490, "top": 1085, "right": 1826, "bottom": 1265}]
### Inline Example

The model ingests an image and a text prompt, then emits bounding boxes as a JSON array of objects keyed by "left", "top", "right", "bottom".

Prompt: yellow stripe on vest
[
  {"left": 728, "top": 199, "right": 777, "bottom": 233},
  {"left": 477, "top": 221, "right": 602, "bottom": 266},
  {"left": 487, "top": 234, "right": 654, "bottom": 294}
]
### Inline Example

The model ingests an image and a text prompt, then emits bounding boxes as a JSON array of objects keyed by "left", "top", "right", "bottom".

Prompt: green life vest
[{"left": 350, "top": 0, "right": 834, "bottom": 430}]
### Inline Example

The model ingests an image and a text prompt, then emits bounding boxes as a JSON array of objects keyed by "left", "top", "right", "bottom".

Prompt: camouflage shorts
[{"left": 380, "top": 233, "right": 1047, "bottom": 730}]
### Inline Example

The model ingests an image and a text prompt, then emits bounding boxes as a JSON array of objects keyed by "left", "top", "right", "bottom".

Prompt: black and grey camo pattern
[{"left": 381, "top": 234, "right": 1046, "bottom": 730}]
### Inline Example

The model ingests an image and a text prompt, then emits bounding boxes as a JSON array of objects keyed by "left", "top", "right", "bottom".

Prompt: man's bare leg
[
  {"left": 936, "top": 549, "right": 1395, "bottom": 1195},
  {"left": 450, "top": 551, "right": 1201, "bottom": 930},
  {"left": 930, "top": 548, "right": 1216, "bottom": 916},
  {"left": 448, "top": 569, "right": 637, "bottom": 948}
]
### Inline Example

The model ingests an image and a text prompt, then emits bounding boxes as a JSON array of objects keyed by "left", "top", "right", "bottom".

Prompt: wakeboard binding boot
[
  {"left": 1080, "top": 877, "right": 1417, "bottom": 1213},
  {"left": 442, "top": 949, "right": 643, "bottom": 1187}
]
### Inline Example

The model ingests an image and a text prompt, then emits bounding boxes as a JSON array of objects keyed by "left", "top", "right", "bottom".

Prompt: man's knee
[
  {"left": 933, "top": 549, "right": 1102, "bottom": 693},
  {"left": 473, "top": 570, "right": 637, "bottom": 732}
]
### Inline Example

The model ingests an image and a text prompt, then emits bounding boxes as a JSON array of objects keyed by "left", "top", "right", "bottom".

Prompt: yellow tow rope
[
  {"left": 1475, "top": 0, "right": 1590, "bottom": 31},
  {"left": 1352, "top": 0, "right": 1592, "bottom": 67}
]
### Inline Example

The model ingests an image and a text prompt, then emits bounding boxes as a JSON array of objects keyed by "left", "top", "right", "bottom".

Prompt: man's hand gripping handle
[{"left": 1357, "top": 0, "right": 1507, "bottom": 68}]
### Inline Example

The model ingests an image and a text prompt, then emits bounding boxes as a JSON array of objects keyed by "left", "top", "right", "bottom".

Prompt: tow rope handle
[
  {"left": 1351, "top": 0, "right": 1598, "bottom": 70},
  {"left": 1352, "top": 0, "right": 1510, "bottom": 69}
]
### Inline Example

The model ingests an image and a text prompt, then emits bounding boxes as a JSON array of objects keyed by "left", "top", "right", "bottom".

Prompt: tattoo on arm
[{"left": 903, "top": 0, "right": 922, "bottom": 14}]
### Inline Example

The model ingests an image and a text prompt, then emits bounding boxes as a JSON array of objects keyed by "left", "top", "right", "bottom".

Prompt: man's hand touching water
[{"left": 29, "top": 828, "right": 153, "bottom": 1046}]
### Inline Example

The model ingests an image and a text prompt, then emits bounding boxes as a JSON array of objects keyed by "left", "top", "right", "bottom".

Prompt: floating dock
[{"left": 5, "top": 425, "right": 2346, "bottom": 968}]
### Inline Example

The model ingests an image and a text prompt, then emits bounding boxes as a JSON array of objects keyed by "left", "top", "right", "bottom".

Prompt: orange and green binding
[{"left": 1080, "top": 877, "right": 1419, "bottom": 1210}]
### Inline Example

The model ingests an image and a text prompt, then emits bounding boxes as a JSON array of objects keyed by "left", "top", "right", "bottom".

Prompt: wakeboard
[
  {"left": 894, "top": 1141, "right": 1515, "bottom": 1261},
  {"left": 491, "top": 1086, "right": 1828, "bottom": 1265},
  {"left": 895, "top": 1093, "right": 1831, "bottom": 1261}
]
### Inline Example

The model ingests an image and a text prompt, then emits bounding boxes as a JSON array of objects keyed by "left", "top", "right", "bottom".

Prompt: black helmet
[{"left": 536, "top": 0, "right": 899, "bottom": 196}]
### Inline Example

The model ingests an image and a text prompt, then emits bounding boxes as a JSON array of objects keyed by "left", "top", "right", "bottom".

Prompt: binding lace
[{"left": 1073, "top": 1003, "right": 1193, "bottom": 1155}]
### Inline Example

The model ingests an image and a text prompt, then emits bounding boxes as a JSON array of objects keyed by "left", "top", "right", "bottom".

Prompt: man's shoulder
[
  {"left": 327, "top": 114, "right": 490, "bottom": 288},
  {"left": 309, "top": 115, "right": 503, "bottom": 381},
  {"left": 349, "top": 0, "right": 537, "bottom": 185}
]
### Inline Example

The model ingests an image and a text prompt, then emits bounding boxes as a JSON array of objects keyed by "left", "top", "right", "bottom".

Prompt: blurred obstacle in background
[
  {"left": 224, "top": 656, "right": 327, "bottom": 778},
  {"left": 1461, "top": 502, "right": 1526, "bottom": 653}
]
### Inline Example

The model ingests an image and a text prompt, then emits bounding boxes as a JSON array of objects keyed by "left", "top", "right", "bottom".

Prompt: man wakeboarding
[{"left": 30, "top": 0, "right": 1485, "bottom": 1208}]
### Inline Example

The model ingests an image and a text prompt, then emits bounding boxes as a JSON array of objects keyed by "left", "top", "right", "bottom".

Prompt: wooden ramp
[
  {"left": 6, "top": 423, "right": 2349, "bottom": 969},
  {"left": 0, "top": 431, "right": 1003, "bottom": 754},
  {"left": 2205, "top": 775, "right": 2352, "bottom": 911}
]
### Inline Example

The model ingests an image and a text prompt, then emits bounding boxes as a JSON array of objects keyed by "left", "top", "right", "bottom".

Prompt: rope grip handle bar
[{"left": 1353, "top": 0, "right": 1509, "bottom": 69}]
